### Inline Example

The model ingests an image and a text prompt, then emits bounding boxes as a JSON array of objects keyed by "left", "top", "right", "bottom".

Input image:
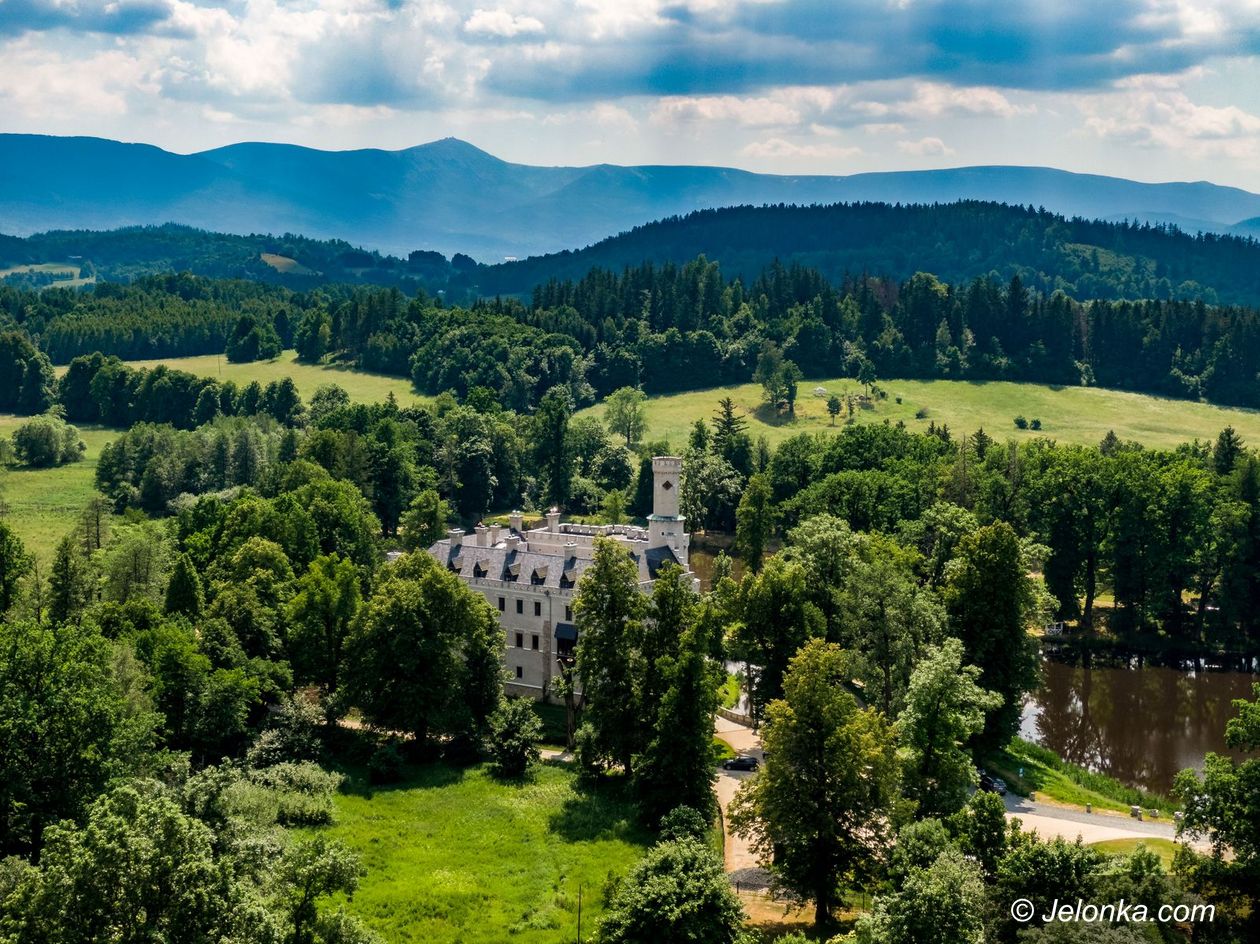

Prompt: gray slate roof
[{"left": 427, "top": 536, "right": 681, "bottom": 587}]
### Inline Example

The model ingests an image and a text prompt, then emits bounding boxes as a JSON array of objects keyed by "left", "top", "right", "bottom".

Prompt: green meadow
[
  {"left": 577, "top": 376, "right": 1260, "bottom": 451},
  {"left": 316, "top": 761, "right": 649, "bottom": 944},
  {"left": 0, "top": 414, "right": 114, "bottom": 563},
  {"left": 53, "top": 350, "right": 427, "bottom": 406}
]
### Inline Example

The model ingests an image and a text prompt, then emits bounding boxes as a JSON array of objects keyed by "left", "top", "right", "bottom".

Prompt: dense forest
[
  {"left": 7, "top": 201, "right": 1260, "bottom": 308},
  {"left": 6, "top": 251, "right": 1260, "bottom": 411},
  {"left": 477, "top": 201, "right": 1260, "bottom": 304},
  {"left": 0, "top": 223, "right": 466, "bottom": 289}
]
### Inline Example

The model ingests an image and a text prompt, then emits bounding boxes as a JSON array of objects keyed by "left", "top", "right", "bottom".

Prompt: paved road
[
  {"left": 714, "top": 716, "right": 764, "bottom": 875},
  {"left": 1003, "top": 792, "right": 1181, "bottom": 845}
]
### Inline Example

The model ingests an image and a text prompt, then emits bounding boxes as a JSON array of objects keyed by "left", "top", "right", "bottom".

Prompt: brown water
[{"left": 1020, "top": 657, "right": 1257, "bottom": 796}]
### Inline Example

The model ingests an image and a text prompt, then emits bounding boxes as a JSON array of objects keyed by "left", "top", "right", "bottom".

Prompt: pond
[{"left": 1019, "top": 652, "right": 1258, "bottom": 796}]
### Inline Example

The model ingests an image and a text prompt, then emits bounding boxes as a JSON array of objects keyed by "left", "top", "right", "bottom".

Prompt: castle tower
[{"left": 648, "top": 456, "right": 688, "bottom": 565}]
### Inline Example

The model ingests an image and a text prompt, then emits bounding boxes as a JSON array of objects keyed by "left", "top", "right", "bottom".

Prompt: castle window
[
  {"left": 534, "top": 601, "right": 542, "bottom": 617},
  {"left": 532, "top": 634, "right": 539, "bottom": 650},
  {"left": 516, "top": 599, "right": 523, "bottom": 614},
  {"left": 498, "top": 596, "right": 505, "bottom": 611},
  {"left": 515, "top": 632, "right": 523, "bottom": 648},
  {"left": 565, "top": 605, "right": 572, "bottom": 621},
  {"left": 515, "top": 666, "right": 523, "bottom": 679}
]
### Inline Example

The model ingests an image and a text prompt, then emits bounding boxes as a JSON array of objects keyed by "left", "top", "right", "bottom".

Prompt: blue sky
[{"left": 3, "top": 0, "right": 1260, "bottom": 189}]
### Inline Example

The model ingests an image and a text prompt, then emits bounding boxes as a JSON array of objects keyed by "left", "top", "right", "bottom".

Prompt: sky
[{"left": 3, "top": 0, "right": 1260, "bottom": 189}]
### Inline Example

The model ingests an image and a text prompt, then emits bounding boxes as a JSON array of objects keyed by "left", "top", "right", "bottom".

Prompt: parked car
[
  {"left": 723, "top": 755, "right": 760, "bottom": 771},
  {"left": 979, "top": 771, "right": 1008, "bottom": 796}
]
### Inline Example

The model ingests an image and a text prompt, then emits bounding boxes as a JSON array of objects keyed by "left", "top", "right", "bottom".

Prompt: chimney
[
  {"left": 447, "top": 528, "right": 464, "bottom": 548},
  {"left": 506, "top": 535, "right": 520, "bottom": 553},
  {"left": 546, "top": 508, "right": 561, "bottom": 533},
  {"left": 564, "top": 541, "right": 577, "bottom": 560},
  {"left": 509, "top": 510, "right": 524, "bottom": 533},
  {"left": 474, "top": 524, "right": 489, "bottom": 547},
  {"left": 489, "top": 524, "right": 501, "bottom": 546}
]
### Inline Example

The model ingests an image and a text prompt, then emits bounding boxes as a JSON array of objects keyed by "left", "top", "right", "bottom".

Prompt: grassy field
[
  {"left": 0, "top": 262, "right": 95, "bottom": 289},
  {"left": 317, "top": 761, "right": 649, "bottom": 943},
  {"left": 260, "top": 253, "right": 317, "bottom": 276},
  {"left": 0, "top": 415, "right": 114, "bottom": 562},
  {"left": 577, "top": 377, "right": 1260, "bottom": 450},
  {"left": 52, "top": 350, "right": 427, "bottom": 406}
]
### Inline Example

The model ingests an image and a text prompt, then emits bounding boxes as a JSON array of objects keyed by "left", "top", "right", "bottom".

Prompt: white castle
[{"left": 426, "top": 457, "right": 691, "bottom": 700}]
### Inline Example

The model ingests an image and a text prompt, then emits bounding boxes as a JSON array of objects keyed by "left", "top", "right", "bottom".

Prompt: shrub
[
  {"left": 1014, "top": 415, "right": 1029, "bottom": 429},
  {"left": 368, "top": 740, "right": 405, "bottom": 784},
  {"left": 11, "top": 413, "right": 85, "bottom": 467},
  {"left": 915, "top": 407, "right": 929, "bottom": 419},
  {"left": 249, "top": 761, "right": 342, "bottom": 825},
  {"left": 596, "top": 839, "right": 744, "bottom": 944},
  {"left": 659, "top": 805, "right": 710, "bottom": 842},
  {"left": 1030, "top": 418, "right": 1042, "bottom": 430},
  {"left": 486, "top": 697, "right": 543, "bottom": 778},
  {"left": 246, "top": 694, "right": 325, "bottom": 768}
]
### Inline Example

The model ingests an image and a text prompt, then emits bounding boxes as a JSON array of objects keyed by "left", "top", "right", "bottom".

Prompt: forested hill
[
  {"left": 0, "top": 224, "right": 462, "bottom": 290},
  {"left": 475, "top": 201, "right": 1260, "bottom": 307}
]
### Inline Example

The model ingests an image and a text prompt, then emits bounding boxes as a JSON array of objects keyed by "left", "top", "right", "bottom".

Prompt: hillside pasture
[
  {"left": 259, "top": 252, "right": 317, "bottom": 276},
  {"left": 53, "top": 350, "right": 428, "bottom": 406},
  {"left": 0, "top": 415, "right": 114, "bottom": 562},
  {"left": 0, "top": 261, "right": 95, "bottom": 289},
  {"left": 577, "top": 377, "right": 1260, "bottom": 451}
]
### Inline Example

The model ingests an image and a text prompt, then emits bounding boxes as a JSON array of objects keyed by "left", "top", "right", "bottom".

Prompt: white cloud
[
  {"left": 464, "top": 7, "right": 545, "bottom": 38},
  {"left": 896, "top": 83, "right": 1033, "bottom": 120},
  {"left": 897, "top": 135, "right": 954, "bottom": 157},
  {"left": 1079, "top": 88, "right": 1260, "bottom": 158},
  {"left": 741, "top": 137, "right": 861, "bottom": 160},
  {"left": 651, "top": 94, "right": 804, "bottom": 127},
  {"left": 0, "top": 38, "right": 152, "bottom": 118}
]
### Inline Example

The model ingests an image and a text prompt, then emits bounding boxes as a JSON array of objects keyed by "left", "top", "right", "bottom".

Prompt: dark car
[
  {"left": 723, "top": 755, "right": 760, "bottom": 771},
  {"left": 979, "top": 772, "right": 1008, "bottom": 796}
]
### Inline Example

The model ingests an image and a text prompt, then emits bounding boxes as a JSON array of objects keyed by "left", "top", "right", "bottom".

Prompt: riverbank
[
  {"left": 987, "top": 738, "right": 1177, "bottom": 816},
  {"left": 1041, "top": 634, "right": 1260, "bottom": 669}
]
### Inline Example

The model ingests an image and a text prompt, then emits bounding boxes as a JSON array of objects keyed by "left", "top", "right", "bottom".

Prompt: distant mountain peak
[{"left": 4, "top": 132, "right": 1260, "bottom": 260}]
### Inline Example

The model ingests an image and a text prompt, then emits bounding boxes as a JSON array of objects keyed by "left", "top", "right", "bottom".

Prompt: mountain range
[{"left": 3, "top": 133, "right": 1260, "bottom": 261}]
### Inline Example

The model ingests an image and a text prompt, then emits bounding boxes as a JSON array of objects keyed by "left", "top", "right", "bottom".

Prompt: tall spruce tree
[{"left": 164, "top": 553, "right": 205, "bottom": 618}]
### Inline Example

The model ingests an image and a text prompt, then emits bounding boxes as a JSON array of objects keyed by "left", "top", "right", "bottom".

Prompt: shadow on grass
[
  {"left": 336, "top": 759, "right": 470, "bottom": 799},
  {"left": 752, "top": 404, "right": 796, "bottom": 427},
  {"left": 325, "top": 728, "right": 471, "bottom": 799},
  {"left": 547, "top": 775, "right": 654, "bottom": 847}
]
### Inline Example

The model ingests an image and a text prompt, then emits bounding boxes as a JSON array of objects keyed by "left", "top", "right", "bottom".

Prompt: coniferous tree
[
  {"left": 49, "top": 534, "right": 93, "bottom": 626},
  {"left": 164, "top": 553, "right": 205, "bottom": 618},
  {"left": 0, "top": 521, "right": 32, "bottom": 617}
]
